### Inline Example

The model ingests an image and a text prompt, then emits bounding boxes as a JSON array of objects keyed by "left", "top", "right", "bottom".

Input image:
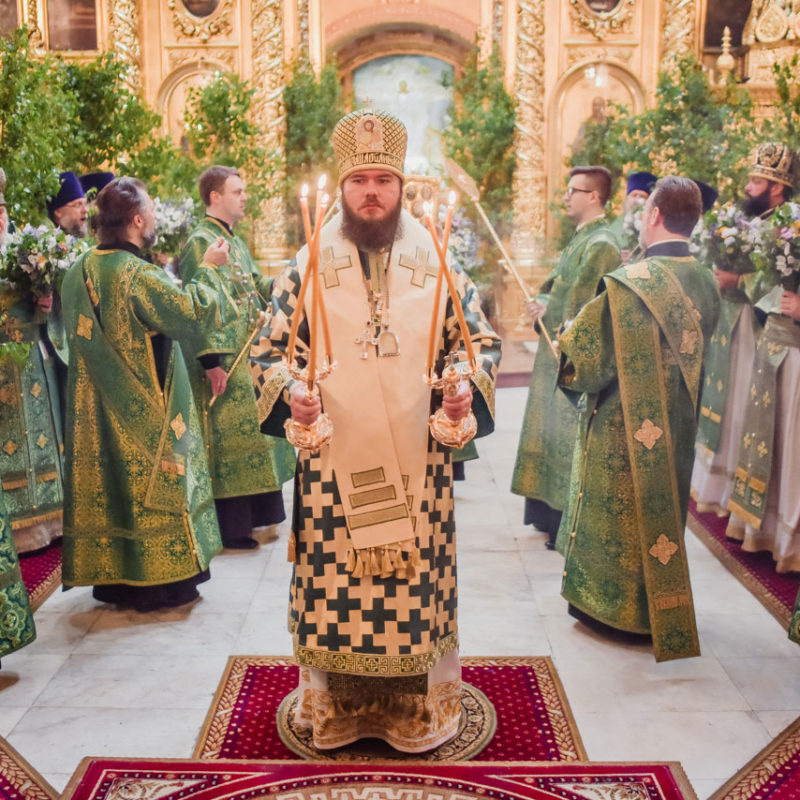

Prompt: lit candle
[
  {"left": 442, "top": 190, "right": 456, "bottom": 252},
  {"left": 316, "top": 193, "right": 333, "bottom": 364},
  {"left": 425, "top": 202, "right": 446, "bottom": 374},
  {"left": 299, "top": 183, "right": 312, "bottom": 244},
  {"left": 306, "top": 192, "right": 330, "bottom": 389},
  {"left": 314, "top": 174, "right": 327, "bottom": 229},
  {"left": 424, "top": 208, "right": 477, "bottom": 366}
]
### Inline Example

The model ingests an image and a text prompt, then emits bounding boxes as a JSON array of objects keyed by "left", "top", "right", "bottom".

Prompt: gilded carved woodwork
[
  {"left": 568, "top": 0, "right": 636, "bottom": 40},
  {"left": 167, "top": 0, "right": 235, "bottom": 42},
  {"left": 511, "top": 0, "right": 546, "bottom": 262},
  {"left": 744, "top": 0, "right": 799, "bottom": 43},
  {"left": 167, "top": 47, "right": 236, "bottom": 71},
  {"left": 565, "top": 45, "right": 634, "bottom": 68},
  {"left": 108, "top": 0, "right": 142, "bottom": 91},
  {"left": 660, "top": 0, "right": 697, "bottom": 71},
  {"left": 251, "top": 0, "right": 288, "bottom": 264},
  {"left": 492, "top": 0, "right": 505, "bottom": 49}
]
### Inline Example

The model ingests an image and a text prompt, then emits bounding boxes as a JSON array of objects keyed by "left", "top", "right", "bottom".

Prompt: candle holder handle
[{"left": 283, "top": 356, "right": 336, "bottom": 453}]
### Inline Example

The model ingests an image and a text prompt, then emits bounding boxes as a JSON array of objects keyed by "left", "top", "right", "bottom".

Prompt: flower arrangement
[
  {"left": 0, "top": 224, "right": 90, "bottom": 297},
  {"left": 697, "top": 204, "right": 767, "bottom": 275},
  {"left": 620, "top": 197, "right": 646, "bottom": 253},
  {"left": 750, "top": 202, "right": 800, "bottom": 291},
  {"left": 439, "top": 204, "right": 483, "bottom": 277},
  {"left": 152, "top": 197, "right": 196, "bottom": 260}
]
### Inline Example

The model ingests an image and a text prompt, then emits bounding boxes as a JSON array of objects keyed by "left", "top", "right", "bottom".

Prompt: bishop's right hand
[{"left": 290, "top": 384, "right": 321, "bottom": 426}]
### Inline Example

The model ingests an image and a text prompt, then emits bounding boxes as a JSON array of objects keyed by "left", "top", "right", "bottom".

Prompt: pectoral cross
[{"left": 355, "top": 318, "right": 378, "bottom": 359}]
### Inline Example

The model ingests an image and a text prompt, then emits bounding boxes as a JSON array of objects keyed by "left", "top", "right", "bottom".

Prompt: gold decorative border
[
  {"left": 0, "top": 734, "right": 58, "bottom": 800},
  {"left": 569, "top": 0, "right": 636, "bottom": 40},
  {"left": 167, "top": 0, "right": 235, "bottom": 42},
  {"left": 686, "top": 510, "right": 791, "bottom": 628},
  {"left": 710, "top": 716, "right": 800, "bottom": 800}
]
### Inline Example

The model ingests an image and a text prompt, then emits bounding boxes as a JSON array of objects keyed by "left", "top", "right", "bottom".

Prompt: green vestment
[
  {"left": 0, "top": 289, "right": 65, "bottom": 553},
  {"left": 0, "top": 484, "right": 36, "bottom": 658},
  {"left": 511, "top": 218, "right": 620, "bottom": 512},
  {"left": 179, "top": 217, "right": 294, "bottom": 499},
  {"left": 557, "top": 250, "right": 720, "bottom": 661},
  {"left": 60, "top": 246, "right": 237, "bottom": 587},
  {"left": 696, "top": 285, "right": 758, "bottom": 455}
]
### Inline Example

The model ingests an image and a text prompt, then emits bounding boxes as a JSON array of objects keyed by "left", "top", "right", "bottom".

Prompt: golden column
[
  {"left": 660, "top": 0, "right": 697, "bottom": 71},
  {"left": 510, "top": 0, "right": 546, "bottom": 269},
  {"left": 251, "top": 0, "right": 288, "bottom": 270},
  {"left": 108, "top": 0, "right": 143, "bottom": 92}
]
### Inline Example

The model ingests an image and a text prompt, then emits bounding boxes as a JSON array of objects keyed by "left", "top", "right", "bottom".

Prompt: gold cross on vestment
[
  {"left": 398, "top": 247, "right": 438, "bottom": 288},
  {"left": 319, "top": 247, "right": 352, "bottom": 288}
]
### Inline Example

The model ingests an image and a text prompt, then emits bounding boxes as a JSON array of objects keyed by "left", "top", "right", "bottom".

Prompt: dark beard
[
  {"left": 742, "top": 186, "right": 772, "bottom": 218},
  {"left": 341, "top": 197, "right": 402, "bottom": 251}
]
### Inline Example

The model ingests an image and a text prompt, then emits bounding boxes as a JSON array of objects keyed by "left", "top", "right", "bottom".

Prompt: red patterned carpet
[
  {"left": 0, "top": 735, "right": 57, "bottom": 800},
  {"left": 195, "top": 656, "right": 585, "bottom": 762},
  {"left": 18, "top": 540, "right": 61, "bottom": 612},
  {"left": 711, "top": 716, "right": 800, "bottom": 800},
  {"left": 63, "top": 758, "right": 696, "bottom": 800},
  {"left": 687, "top": 500, "right": 799, "bottom": 628}
]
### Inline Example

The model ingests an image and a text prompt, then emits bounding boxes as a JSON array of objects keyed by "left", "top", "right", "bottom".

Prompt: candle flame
[
  {"left": 317, "top": 174, "right": 328, "bottom": 191},
  {"left": 423, "top": 201, "right": 432, "bottom": 218},
  {"left": 448, "top": 190, "right": 456, "bottom": 206},
  {"left": 322, "top": 193, "right": 330, "bottom": 205},
  {"left": 301, "top": 184, "right": 309, "bottom": 198}
]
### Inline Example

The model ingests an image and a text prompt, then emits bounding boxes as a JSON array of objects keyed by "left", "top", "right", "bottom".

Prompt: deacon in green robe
[
  {"left": 556, "top": 177, "right": 720, "bottom": 661},
  {"left": 511, "top": 166, "right": 620, "bottom": 546},
  {"left": 0, "top": 465, "right": 36, "bottom": 664},
  {"left": 179, "top": 168, "right": 295, "bottom": 549},
  {"left": 61, "top": 177, "right": 238, "bottom": 612}
]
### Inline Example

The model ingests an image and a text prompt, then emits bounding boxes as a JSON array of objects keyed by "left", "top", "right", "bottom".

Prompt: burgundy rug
[
  {"left": 0, "top": 735, "right": 57, "bottom": 800},
  {"left": 195, "top": 656, "right": 585, "bottom": 762},
  {"left": 18, "top": 540, "right": 61, "bottom": 612},
  {"left": 711, "top": 715, "right": 800, "bottom": 800},
  {"left": 63, "top": 758, "right": 696, "bottom": 800},
  {"left": 688, "top": 500, "right": 799, "bottom": 628}
]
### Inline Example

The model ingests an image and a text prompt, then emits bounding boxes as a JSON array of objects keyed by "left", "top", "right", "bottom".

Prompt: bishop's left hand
[
  {"left": 206, "top": 366, "right": 228, "bottom": 396},
  {"left": 442, "top": 380, "right": 472, "bottom": 422},
  {"left": 780, "top": 290, "right": 800, "bottom": 321}
]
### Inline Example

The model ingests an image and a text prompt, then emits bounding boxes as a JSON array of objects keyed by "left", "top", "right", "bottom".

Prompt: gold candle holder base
[
  {"left": 428, "top": 407, "right": 477, "bottom": 449},
  {"left": 284, "top": 413, "right": 334, "bottom": 454},
  {"left": 425, "top": 355, "right": 478, "bottom": 448}
]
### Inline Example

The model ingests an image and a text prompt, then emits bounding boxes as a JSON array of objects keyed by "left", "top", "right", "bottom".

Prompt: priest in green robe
[
  {"left": 0, "top": 168, "right": 67, "bottom": 554},
  {"left": 61, "top": 177, "right": 238, "bottom": 612},
  {"left": 556, "top": 176, "right": 720, "bottom": 661},
  {"left": 511, "top": 166, "right": 620, "bottom": 547},
  {"left": 250, "top": 109, "right": 501, "bottom": 752},
  {"left": 179, "top": 166, "right": 295, "bottom": 549}
]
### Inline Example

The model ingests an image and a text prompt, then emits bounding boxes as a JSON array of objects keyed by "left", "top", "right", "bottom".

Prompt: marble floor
[{"left": 2, "top": 386, "right": 798, "bottom": 799}]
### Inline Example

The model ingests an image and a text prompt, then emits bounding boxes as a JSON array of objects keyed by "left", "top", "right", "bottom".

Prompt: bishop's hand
[
  {"left": 441, "top": 380, "right": 472, "bottom": 422},
  {"left": 206, "top": 366, "right": 228, "bottom": 396},
  {"left": 779, "top": 290, "right": 800, "bottom": 321},
  {"left": 290, "top": 384, "right": 322, "bottom": 425}
]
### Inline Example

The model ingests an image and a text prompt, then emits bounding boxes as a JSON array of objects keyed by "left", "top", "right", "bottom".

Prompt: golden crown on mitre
[
  {"left": 331, "top": 109, "right": 407, "bottom": 185},
  {"left": 749, "top": 141, "right": 797, "bottom": 188}
]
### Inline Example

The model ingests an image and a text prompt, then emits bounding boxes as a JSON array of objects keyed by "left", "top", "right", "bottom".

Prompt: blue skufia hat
[
  {"left": 693, "top": 179, "right": 719, "bottom": 213},
  {"left": 626, "top": 171, "right": 658, "bottom": 195},
  {"left": 80, "top": 171, "right": 115, "bottom": 196},
  {"left": 47, "top": 171, "right": 85, "bottom": 217}
]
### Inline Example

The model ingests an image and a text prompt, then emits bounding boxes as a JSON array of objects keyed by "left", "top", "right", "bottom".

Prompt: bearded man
[
  {"left": 725, "top": 142, "right": 800, "bottom": 573},
  {"left": 61, "top": 177, "right": 238, "bottom": 611},
  {"left": 250, "top": 109, "right": 501, "bottom": 752}
]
